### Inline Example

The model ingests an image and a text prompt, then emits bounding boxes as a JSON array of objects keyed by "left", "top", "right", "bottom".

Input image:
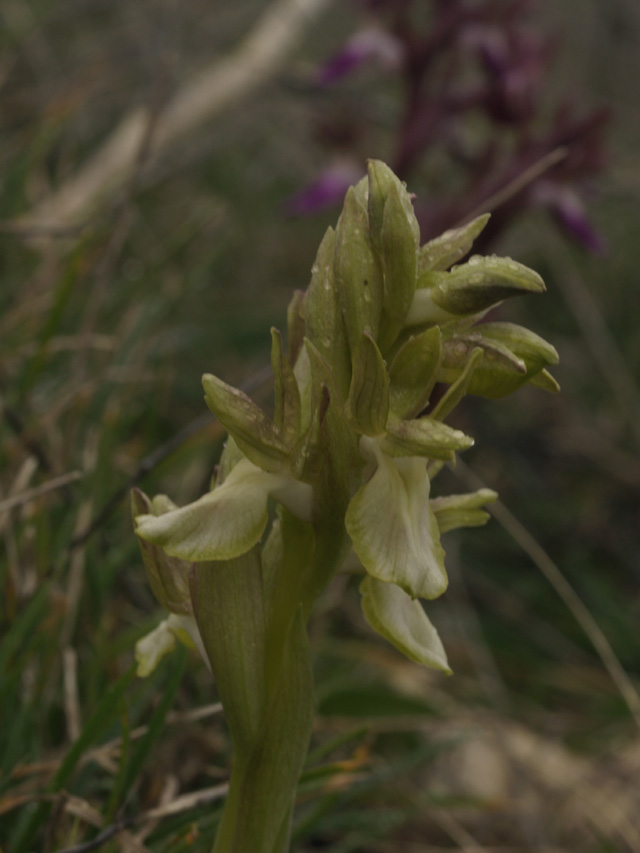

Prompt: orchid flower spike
[{"left": 132, "top": 160, "right": 557, "bottom": 853}]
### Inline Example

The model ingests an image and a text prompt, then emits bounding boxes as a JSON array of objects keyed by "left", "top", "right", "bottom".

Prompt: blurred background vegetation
[{"left": 1, "top": 0, "right": 639, "bottom": 850}]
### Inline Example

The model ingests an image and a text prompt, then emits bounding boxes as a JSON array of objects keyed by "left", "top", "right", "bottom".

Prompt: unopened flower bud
[
  {"left": 439, "top": 322, "right": 558, "bottom": 398},
  {"left": 412, "top": 254, "right": 545, "bottom": 321}
]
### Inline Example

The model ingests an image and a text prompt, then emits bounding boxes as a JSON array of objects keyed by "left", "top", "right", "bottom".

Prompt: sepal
[{"left": 360, "top": 576, "right": 451, "bottom": 672}]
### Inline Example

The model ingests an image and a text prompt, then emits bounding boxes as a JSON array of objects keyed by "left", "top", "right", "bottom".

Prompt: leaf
[
  {"left": 231, "top": 608, "right": 314, "bottom": 852},
  {"left": 191, "top": 549, "right": 266, "bottom": 756}
]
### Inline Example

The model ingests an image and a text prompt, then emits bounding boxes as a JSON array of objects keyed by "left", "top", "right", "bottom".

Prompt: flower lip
[
  {"left": 135, "top": 459, "right": 315, "bottom": 563},
  {"left": 345, "top": 437, "right": 448, "bottom": 601}
]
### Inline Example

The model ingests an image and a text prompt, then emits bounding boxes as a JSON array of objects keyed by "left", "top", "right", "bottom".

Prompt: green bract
[{"left": 132, "top": 160, "right": 558, "bottom": 853}]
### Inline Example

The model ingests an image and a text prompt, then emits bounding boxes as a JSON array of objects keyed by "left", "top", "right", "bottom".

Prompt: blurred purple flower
[
  {"left": 317, "top": 26, "right": 403, "bottom": 85},
  {"left": 533, "top": 181, "right": 606, "bottom": 254},
  {"left": 286, "top": 159, "right": 364, "bottom": 216},
  {"left": 462, "top": 22, "right": 550, "bottom": 123},
  {"left": 462, "top": 24, "right": 509, "bottom": 75}
]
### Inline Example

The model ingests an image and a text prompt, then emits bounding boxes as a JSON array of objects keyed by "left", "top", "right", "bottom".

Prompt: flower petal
[
  {"left": 345, "top": 438, "right": 448, "bottom": 599},
  {"left": 431, "top": 488, "right": 498, "bottom": 534},
  {"left": 135, "top": 614, "right": 208, "bottom": 677},
  {"left": 360, "top": 576, "right": 451, "bottom": 673},
  {"left": 135, "top": 459, "right": 276, "bottom": 561},
  {"left": 135, "top": 619, "right": 177, "bottom": 677}
]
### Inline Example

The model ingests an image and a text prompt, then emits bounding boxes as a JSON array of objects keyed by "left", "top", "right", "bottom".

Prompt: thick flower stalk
[{"left": 132, "top": 161, "right": 558, "bottom": 853}]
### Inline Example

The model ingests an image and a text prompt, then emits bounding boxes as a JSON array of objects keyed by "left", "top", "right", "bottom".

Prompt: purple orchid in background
[
  {"left": 532, "top": 181, "right": 606, "bottom": 255},
  {"left": 289, "top": 0, "right": 609, "bottom": 254},
  {"left": 317, "top": 25, "right": 403, "bottom": 85},
  {"left": 286, "top": 157, "right": 364, "bottom": 215}
]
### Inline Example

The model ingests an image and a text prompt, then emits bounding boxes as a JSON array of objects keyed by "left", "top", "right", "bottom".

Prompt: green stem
[
  {"left": 264, "top": 510, "right": 315, "bottom": 703},
  {"left": 207, "top": 512, "right": 337, "bottom": 853},
  {"left": 212, "top": 758, "right": 245, "bottom": 853}
]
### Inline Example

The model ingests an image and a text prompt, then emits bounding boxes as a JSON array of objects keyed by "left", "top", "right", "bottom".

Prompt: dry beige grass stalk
[{"left": 19, "top": 0, "right": 334, "bottom": 235}]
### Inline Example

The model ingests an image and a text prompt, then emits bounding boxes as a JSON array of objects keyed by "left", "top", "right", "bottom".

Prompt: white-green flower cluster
[{"left": 133, "top": 160, "right": 558, "bottom": 678}]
